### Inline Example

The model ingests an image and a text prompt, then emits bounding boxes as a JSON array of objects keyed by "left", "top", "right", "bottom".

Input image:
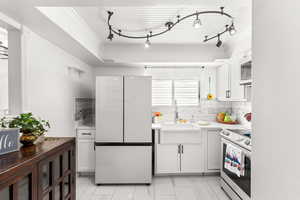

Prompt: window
[
  {"left": 174, "top": 80, "right": 199, "bottom": 106},
  {"left": 152, "top": 80, "right": 172, "bottom": 106},
  {"left": 152, "top": 80, "right": 199, "bottom": 106}
]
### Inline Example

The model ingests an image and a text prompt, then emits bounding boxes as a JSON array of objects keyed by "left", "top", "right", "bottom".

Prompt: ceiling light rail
[{"left": 106, "top": 7, "right": 236, "bottom": 48}]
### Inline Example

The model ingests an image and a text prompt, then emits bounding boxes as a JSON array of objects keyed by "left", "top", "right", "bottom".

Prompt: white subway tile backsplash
[
  {"left": 152, "top": 100, "right": 232, "bottom": 123},
  {"left": 232, "top": 101, "right": 252, "bottom": 127}
]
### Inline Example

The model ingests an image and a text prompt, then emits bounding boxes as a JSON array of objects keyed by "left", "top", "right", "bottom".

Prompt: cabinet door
[
  {"left": 207, "top": 130, "right": 221, "bottom": 170},
  {"left": 0, "top": 186, "right": 10, "bottom": 200},
  {"left": 156, "top": 144, "right": 180, "bottom": 174},
  {"left": 229, "top": 54, "right": 246, "bottom": 100},
  {"left": 217, "top": 63, "right": 230, "bottom": 100},
  {"left": 77, "top": 140, "right": 95, "bottom": 172},
  {"left": 0, "top": 166, "right": 36, "bottom": 200},
  {"left": 180, "top": 144, "right": 203, "bottom": 173},
  {"left": 38, "top": 145, "right": 75, "bottom": 200}
]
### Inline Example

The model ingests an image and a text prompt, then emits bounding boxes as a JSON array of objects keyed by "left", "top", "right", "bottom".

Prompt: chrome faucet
[{"left": 174, "top": 100, "right": 179, "bottom": 123}]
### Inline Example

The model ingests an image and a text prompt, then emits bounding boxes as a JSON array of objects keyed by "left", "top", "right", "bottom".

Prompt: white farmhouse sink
[{"left": 161, "top": 123, "right": 198, "bottom": 131}]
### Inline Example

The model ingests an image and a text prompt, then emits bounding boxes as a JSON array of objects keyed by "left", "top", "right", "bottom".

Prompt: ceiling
[{"left": 75, "top": 0, "right": 251, "bottom": 45}]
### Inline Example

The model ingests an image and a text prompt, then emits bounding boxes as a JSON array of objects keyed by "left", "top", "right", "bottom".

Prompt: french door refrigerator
[{"left": 95, "top": 76, "right": 152, "bottom": 184}]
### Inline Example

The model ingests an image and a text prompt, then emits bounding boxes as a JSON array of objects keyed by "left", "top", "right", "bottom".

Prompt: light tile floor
[{"left": 76, "top": 176, "right": 230, "bottom": 200}]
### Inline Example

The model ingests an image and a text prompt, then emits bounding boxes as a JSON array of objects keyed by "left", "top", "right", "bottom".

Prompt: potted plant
[{"left": 0, "top": 113, "right": 50, "bottom": 146}]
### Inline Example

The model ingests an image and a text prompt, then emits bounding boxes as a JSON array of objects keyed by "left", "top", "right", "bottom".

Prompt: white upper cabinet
[
  {"left": 216, "top": 62, "right": 230, "bottom": 100},
  {"left": 216, "top": 49, "right": 250, "bottom": 101}
]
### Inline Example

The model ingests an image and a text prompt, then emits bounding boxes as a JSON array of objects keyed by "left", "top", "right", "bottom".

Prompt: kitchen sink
[{"left": 161, "top": 122, "right": 199, "bottom": 131}]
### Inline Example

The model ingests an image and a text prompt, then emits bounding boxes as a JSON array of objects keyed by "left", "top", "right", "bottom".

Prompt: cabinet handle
[
  {"left": 178, "top": 145, "right": 181, "bottom": 154},
  {"left": 81, "top": 132, "right": 92, "bottom": 136},
  {"left": 181, "top": 145, "right": 184, "bottom": 154},
  {"left": 226, "top": 90, "right": 231, "bottom": 98},
  {"left": 158, "top": 130, "right": 161, "bottom": 144}
]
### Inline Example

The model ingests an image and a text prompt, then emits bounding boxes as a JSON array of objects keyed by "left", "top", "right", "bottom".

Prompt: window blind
[
  {"left": 174, "top": 80, "right": 199, "bottom": 106},
  {"left": 152, "top": 80, "right": 173, "bottom": 106}
]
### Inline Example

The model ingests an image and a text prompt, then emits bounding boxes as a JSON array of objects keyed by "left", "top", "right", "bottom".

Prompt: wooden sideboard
[{"left": 0, "top": 137, "right": 76, "bottom": 200}]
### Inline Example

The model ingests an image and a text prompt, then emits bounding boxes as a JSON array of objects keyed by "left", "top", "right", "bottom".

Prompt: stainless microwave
[{"left": 240, "top": 60, "right": 252, "bottom": 85}]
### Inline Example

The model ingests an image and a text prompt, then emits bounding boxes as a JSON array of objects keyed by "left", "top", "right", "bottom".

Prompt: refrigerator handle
[{"left": 178, "top": 144, "right": 181, "bottom": 154}]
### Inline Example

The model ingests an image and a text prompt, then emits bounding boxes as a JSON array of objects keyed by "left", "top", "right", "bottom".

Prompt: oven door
[{"left": 221, "top": 138, "right": 251, "bottom": 200}]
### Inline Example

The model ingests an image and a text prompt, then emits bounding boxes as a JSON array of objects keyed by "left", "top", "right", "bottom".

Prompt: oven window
[{"left": 223, "top": 143, "right": 251, "bottom": 197}]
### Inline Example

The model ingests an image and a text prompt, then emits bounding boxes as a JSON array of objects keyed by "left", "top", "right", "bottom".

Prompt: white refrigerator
[{"left": 95, "top": 76, "right": 152, "bottom": 184}]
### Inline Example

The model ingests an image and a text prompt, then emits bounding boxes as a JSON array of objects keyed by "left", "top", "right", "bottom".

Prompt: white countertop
[{"left": 152, "top": 122, "right": 249, "bottom": 130}]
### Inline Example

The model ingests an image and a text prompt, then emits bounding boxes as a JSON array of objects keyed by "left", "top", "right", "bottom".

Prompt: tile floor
[{"left": 76, "top": 176, "right": 230, "bottom": 200}]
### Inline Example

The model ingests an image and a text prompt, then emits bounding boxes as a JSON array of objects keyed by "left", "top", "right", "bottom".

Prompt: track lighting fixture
[
  {"left": 216, "top": 34, "right": 222, "bottom": 48},
  {"left": 193, "top": 14, "right": 202, "bottom": 29},
  {"left": 144, "top": 35, "right": 151, "bottom": 48},
  {"left": 106, "top": 7, "right": 236, "bottom": 48}
]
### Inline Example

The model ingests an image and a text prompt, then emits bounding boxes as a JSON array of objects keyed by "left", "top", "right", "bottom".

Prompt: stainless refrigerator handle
[{"left": 158, "top": 130, "right": 161, "bottom": 144}]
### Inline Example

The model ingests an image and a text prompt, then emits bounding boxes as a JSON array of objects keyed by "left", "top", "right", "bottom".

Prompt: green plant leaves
[{"left": 0, "top": 112, "right": 50, "bottom": 134}]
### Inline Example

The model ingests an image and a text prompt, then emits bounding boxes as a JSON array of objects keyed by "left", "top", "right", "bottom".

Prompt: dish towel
[{"left": 224, "top": 144, "right": 245, "bottom": 177}]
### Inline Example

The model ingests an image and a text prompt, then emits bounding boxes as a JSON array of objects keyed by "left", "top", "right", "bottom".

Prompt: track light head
[
  {"left": 204, "top": 35, "right": 208, "bottom": 42},
  {"left": 229, "top": 23, "right": 236, "bottom": 35},
  {"left": 216, "top": 35, "right": 222, "bottom": 47},
  {"left": 107, "top": 33, "right": 114, "bottom": 41},
  {"left": 144, "top": 36, "right": 151, "bottom": 48},
  {"left": 216, "top": 40, "right": 222, "bottom": 47},
  {"left": 193, "top": 14, "right": 202, "bottom": 29}
]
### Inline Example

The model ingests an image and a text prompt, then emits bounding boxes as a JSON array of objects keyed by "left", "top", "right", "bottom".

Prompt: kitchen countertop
[{"left": 152, "top": 122, "right": 249, "bottom": 130}]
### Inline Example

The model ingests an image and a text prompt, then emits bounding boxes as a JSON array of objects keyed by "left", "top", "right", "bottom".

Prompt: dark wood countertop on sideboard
[
  {"left": 0, "top": 137, "right": 75, "bottom": 178},
  {"left": 0, "top": 137, "right": 76, "bottom": 200}
]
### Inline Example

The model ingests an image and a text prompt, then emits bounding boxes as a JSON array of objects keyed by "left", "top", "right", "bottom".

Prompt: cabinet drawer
[
  {"left": 160, "top": 130, "right": 202, "bottom": 144},
  {"left": 77, "top": 129, "right": 95, "bottom": 139}
]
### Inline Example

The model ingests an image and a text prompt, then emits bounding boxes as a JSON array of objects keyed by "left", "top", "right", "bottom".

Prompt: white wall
[
  {"left": 252, "top": 1, "right": 300, "bottom": 199},
  {"left": 22, "top": 28, "right": 95, "bottom": 137},
  {"left": 94, "top": 64, "right": 145, "bottom": 76},
  {"left": 0, "top": 59, "right": 8, "bottom": 113}
]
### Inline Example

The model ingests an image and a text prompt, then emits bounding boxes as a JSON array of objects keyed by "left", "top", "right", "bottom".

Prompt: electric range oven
[{"left": 221, "top": 137, "right": 251, "bottom": 200}]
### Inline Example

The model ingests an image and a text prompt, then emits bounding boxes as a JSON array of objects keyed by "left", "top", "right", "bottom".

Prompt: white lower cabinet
[
  {"left": 204, "top": 129, "right": 222, "bottom": 172},
  {"left": 155, "top": 128, "right": 222, "bottom": 175},
  {"left": 156, "top": 143, "right": 203, "bottom": 174},
  {"left": 77, "top": 129, "right": 95, "bottom": 173},
  {"left": 78, "top": 140, "right": 95, "bottom": 172},
  {"left": 156, "top": 144, "right": 180, "bottom": 173},
  {"left": 180, "top": 144, "right": 203, "bottom": 173}
]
